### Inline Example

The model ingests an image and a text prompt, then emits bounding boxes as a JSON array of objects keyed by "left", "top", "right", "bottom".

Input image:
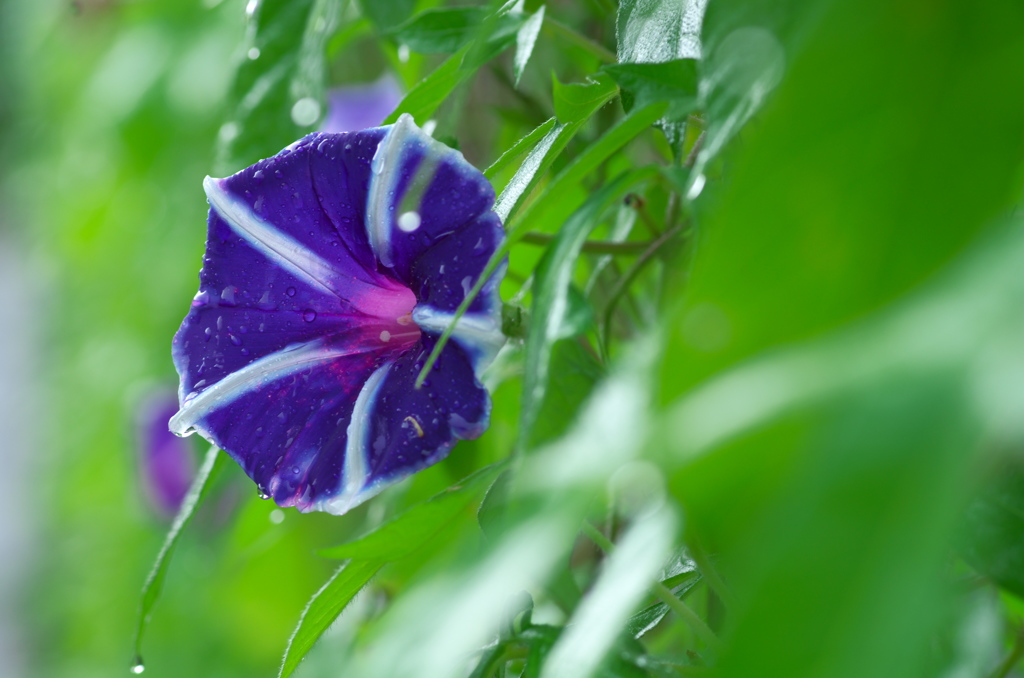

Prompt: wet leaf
[{"left": 216, "top": 0, "right": 338, "bottom": 174}]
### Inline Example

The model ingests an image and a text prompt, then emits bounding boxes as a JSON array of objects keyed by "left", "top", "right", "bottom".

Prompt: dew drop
[
  {"left": 253, "top": 169, "right": 264, "bottom": 181},
  {"left": 303, "top": 310, "right": 317, "bottom": 322},
  {"left": 241, "top": 348, "right": 250, "bottom": 356},
  {"left": 247, "top": 47, "right": 260, "bottom": 60},
  {"left": 286, "top": 286, "right": 297, "bottom": 297},
  {"left": 130, "top": 656, "right": 145, "bottom": 674},
  {"left": 204, "top": 327, "right": 212, "bottom": 341},
  {"left": 397, "top": 211, "right": 421, "bottom": 232},
  {"left": 379, "top": 330, "right": 391, "bottom": 342},
  {"left": 257, "top": 485, "right": 270, "bottom": 499},
  {"left": 229, "top": 334, "right": 242, "bottom": 346}
]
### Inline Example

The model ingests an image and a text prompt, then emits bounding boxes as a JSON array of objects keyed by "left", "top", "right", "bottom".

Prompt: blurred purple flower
[
  {"left": 321, "top": 76, "right": 403, "bottom": 134},
  {"left": 170, "top": 114, "right": 505, "bottom": 515},
  {"left": 137, "top": 390, "right": 196, "bottom": 518}
]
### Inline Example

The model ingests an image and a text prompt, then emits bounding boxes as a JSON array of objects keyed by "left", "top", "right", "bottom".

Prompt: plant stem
[
  {"left": 543, "top": 17, "right": 617, "bottom": 64},
  {"left": 518, "top": 232, "right": 651, "bottom": 254},
  {"left": 581, "top": 521, "right": 725, "bottom": 655},
  {"left": 601, "top": 224, "right": 686, "bottom": 351}
]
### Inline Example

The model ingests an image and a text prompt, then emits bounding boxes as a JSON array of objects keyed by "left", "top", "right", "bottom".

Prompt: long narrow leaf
[
  {"left": 506, "top": 101, "right": 667, "bottom": 233},
  {"left": 319, "top": 463, "right": 505, "bottom": 561},
  {"left": 216, "top": 0, "right": 337, "bottom": 174},
  {"left": 132, "top": 446, "right": 224, "bottom": 666},
  {"left": 520, "top": 167, "right": 659, "bottom": 447},
  {"left": 278, "top": 559, "right": 383, "bottom": 678}
]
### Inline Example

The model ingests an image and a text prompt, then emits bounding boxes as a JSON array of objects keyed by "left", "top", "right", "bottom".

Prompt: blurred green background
[{"left": 2, "top": 0, "right": 1024, "bottom": 677}]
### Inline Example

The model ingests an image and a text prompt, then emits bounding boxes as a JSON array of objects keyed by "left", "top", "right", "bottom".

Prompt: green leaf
[
  {"left": 216, "top": 0, "right": 338, "bottom": 174},
  {"left": 506, "top": 100, "right": 667, "bottom": 232},
  {"left": 616, "top": 0, "right": 705, "bottom": 64},
  {"left": 520, "top": 167, "right": 659, "bottom": 448},
  {"left": 551, "top": 73, "right": 617, "bottom": 123},
  {"left": 319, "top": 463, "right": 504, "bottom": 561},
  {"left": 528, "top": 338, "right": 604, "bottom": 448},
  {"left": 959, "top": 461, "right": 1024, "bottom": 599},
  {"left": 384, "top": 2, "right": 522, "bottom": 124},
  {"left": 603, "top": 59, "right": 698, "bottom": 120},
  {"left": 132, "top": 446, "right": 224, "bottom": 665},
  {"left": 513, "top": 5, "right": 545, "bottom": 85},
  {"left": 624, "top": 567, "right": 702, "bottom": 639},
  {"left": 390, "top": 7, "right": 524, "bottom": 54},
  {"left": 484, "top": 117, "right": 558, "bottom": 181},
  {"left": 356, "top": 0, "right": 415, "bottom": 32},
  {"left": 277, "top": 559, "right": 383, "bottom": 678}
]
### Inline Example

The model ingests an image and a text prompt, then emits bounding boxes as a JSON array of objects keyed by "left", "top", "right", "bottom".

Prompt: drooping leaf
[
  {"left": 278, "top": 559, "right": 383, "bottom": 678},
  {"left": 132, "top": 446, "right": 224, "bottom": 665},
  {"left": 216, "top": 0, "right": 338, "bottom": 174},
  {"left": 603, "top": 59, "right": 698, "bottom": 120},
  {"left": 514, "top": 5, "right": 546, "bottom": 85}
]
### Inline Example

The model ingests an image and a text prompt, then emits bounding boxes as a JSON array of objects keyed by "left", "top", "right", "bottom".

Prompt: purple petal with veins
[{"left": 171, "top": 115, "right": 504, "bottom": 515}]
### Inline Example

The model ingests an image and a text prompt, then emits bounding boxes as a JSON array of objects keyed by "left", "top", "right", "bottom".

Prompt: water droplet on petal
[
  {"left": 257, "top": 485, "right": 270, "bottom": 500},
  {"left": 379, "top": 330, "right": 391, "bottom": 342},
  {"left": 397, "top": 211, "right": 421, "bottom": 232},
  {"left": 229, "top": 334, "right": 242, "bottom": 346},
  {"left": 286, "top": 286, "right": 297, "bottom": 297},
  {"left": 303, "top": 310, "right": 317, "bottom": 322}
]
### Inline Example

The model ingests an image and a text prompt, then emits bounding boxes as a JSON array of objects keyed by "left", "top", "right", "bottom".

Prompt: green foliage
[
  {"left": 217, "top": 0, "right": 338, "bottom": 174},
  {"left": 6, "top": 0, "right": 1024, "bottom": 677}
]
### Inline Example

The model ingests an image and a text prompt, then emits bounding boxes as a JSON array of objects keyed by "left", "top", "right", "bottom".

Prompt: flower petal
[
  {"left": 170, "top": 330, "right": 405, "bottom": 511},
  {"left": 366, "top": 114, "right": 497, "bottom": 281},
  {"left": 317, "top": 334, "right": 490, "bottom": 513},
  {"left": 174, "top": 130, "right": 417, "bottom": 401}
]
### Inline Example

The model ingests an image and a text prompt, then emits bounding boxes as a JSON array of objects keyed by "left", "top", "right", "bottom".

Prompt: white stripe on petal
[
  {"left": 169, "top": 338, "right": 377, "bottom": 435},
  {"left": 317, "top": 361, "right": 393, "bottom": 515},
  {"left": 204, "top": 176, "right": 341, "bottom": 297},
  {"left": 367, "top": 113, "right": 458, "bottom": 269},
  {"left": 412, "top": 306, "right": 506, "bottom": 374}
]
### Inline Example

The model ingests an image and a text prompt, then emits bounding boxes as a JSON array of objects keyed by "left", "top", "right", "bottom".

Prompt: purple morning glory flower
[
  {"left": 169, "top": 114, "right": 505, "bottom": 515},
  {"left": 137, "top": 389, "right": 197, "bottom": 518},
  {"left": 321, "top": 76, "right": 403, "bottom": 134}
]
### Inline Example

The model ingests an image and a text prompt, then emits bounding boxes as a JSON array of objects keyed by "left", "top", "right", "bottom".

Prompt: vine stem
[
  {"left": 601, "top": 223, "right": 686, "bottom": 352},
  {"left": 518, "top": 232, "right": 653, "bottom": 254},
  {"left": 581, "top": 521, "right": 725, "bottom": 654}
]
